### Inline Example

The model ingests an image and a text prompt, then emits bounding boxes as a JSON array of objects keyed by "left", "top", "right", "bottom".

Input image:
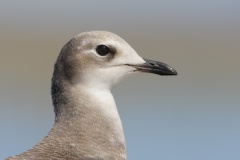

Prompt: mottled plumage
[{"left": 6, "top": 31, "right": 177, "bottom": 160}]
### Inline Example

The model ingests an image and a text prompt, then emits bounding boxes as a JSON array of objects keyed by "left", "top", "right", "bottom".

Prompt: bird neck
[{"left": 50, "top": 76, "right": 127, "bottom": 159}]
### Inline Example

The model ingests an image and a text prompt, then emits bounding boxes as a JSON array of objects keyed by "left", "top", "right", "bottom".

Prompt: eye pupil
[{"left": 96, "top": 45, "right": 110, "bottom": 56}]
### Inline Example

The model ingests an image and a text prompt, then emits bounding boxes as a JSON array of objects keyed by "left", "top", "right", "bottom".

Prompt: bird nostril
[{"left": 149, "top": 63, "right": 155, "bottom": 66}]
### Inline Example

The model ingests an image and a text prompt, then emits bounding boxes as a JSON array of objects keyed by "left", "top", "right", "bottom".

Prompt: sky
[{"left": 0, "top": 1, "right": 240, "bottom": 159}]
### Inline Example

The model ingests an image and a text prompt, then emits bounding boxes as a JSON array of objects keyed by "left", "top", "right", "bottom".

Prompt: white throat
[{"left": 74, "top": 83, "right": 125, "bottom": 140}]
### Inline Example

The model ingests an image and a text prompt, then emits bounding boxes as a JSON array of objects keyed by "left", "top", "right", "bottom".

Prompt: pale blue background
[{"left": 0, "top": 1, "right": 240, "bottom": 159}]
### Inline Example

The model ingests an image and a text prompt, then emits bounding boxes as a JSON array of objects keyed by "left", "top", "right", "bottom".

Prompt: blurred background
[{"left": 0, "top": 1, "right": 240, "bottom": 159}]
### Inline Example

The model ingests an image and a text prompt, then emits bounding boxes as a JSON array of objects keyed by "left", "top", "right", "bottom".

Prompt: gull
[{"left": 6, "top": 31, "right": 177, "bottom": 160}]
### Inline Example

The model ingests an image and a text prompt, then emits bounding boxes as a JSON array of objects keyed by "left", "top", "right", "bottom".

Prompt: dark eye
[{"left": 96, "top": 45, "right": 110, "bottom": 56}]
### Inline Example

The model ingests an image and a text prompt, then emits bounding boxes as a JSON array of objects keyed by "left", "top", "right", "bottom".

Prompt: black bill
[{"left": 127, "top": 58, "right": 177, "bottom": 76}]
